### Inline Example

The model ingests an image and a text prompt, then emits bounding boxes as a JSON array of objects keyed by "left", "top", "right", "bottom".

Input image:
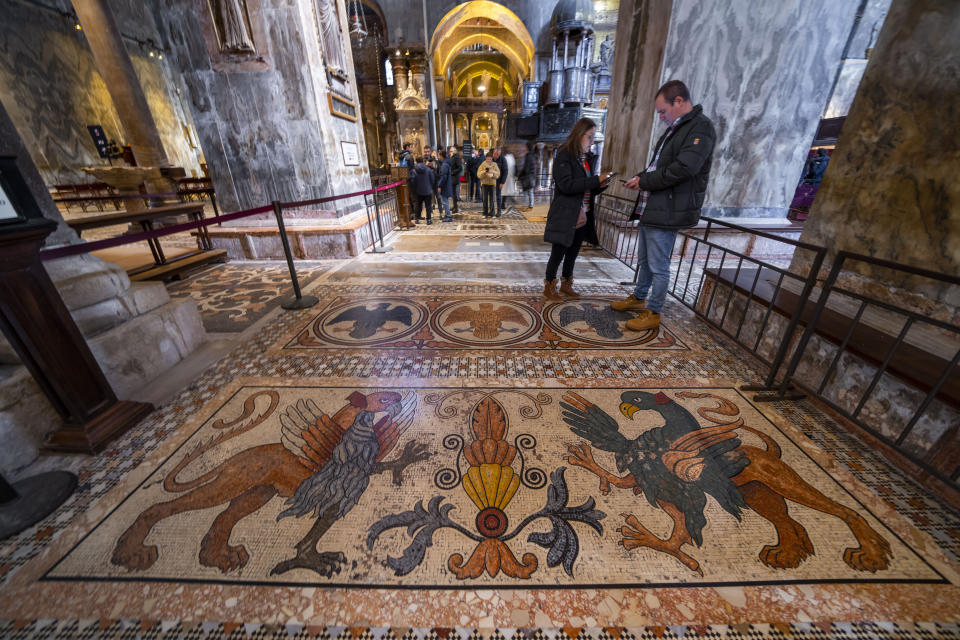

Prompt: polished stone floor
[{"left": 1, "top": 202, "right": 958, "bottom": 639}]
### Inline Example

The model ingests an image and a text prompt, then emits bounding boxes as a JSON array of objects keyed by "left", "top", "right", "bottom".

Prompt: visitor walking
[
  {"left": 437, "top": 149, "right": 454, "bottom": 222},
  {"left": 411, "top": 157, "right": 437, "bottom": 225},
  {"left": 519, "top": 141, "right": 538, "bottom": 210},
  {"left": 478, "top": 151, "right": 500, "bottom": 218}
]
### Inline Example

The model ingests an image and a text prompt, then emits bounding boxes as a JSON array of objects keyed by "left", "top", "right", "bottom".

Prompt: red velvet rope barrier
[{"left": 38, "top": 180, "right": 404, "bottom": 262}]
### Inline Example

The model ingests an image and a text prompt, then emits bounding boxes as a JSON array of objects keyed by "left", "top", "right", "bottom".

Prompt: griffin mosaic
[{"left": 43, "top": 381, "right": 944, "bottom": 587}]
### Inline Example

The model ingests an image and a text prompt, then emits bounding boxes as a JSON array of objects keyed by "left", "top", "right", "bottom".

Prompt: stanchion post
[
  {"left": 394, "top": 170, "right": 413, "bottom": 229},
  {"left": 273, "top": 200, "right": 318, "bottom": 310},
  {"left": 210, "top": 190, "right": 221, "bottom": 227},
  {"left": 367, "top": 187, "right": 393, "bottom": 253}
]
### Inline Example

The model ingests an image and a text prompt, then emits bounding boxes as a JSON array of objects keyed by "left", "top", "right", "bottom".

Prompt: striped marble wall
[
  {"left": 657, "top": 0, "right": 861, "bottom": 218},
  {"left": 157, "top": 0, "right": 372, "bottom": 215}
]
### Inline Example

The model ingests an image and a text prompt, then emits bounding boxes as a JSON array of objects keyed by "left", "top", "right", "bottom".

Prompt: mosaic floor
[
  {"left": 167, "top": 262, "right": 339, "bottom": 333},
  {"left": 2, "top": 206, "right": 958, "bottom": 638}
]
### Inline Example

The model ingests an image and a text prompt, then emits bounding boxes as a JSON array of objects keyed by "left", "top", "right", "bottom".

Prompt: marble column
[
  {"left": 601, "top": 0, "right": 672, "bottom": 180},
  {"left": 604, "top": 0, "right": 861, "bottom": 218},
  {"left": 797, "top": 0, "right": 960, "bottom": 300},
  {"left": 72, "top": 0, "right": 169, "bottom": 170}
]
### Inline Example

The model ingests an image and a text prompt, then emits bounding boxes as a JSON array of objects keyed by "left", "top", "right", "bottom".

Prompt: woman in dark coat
[{"left": 543, "top": 117, "right": 613, "bottom": 299}]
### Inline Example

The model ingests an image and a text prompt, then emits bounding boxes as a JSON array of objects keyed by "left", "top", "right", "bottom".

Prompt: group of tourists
[
  {"left": 399, "top": 143, "right": 541, "bottom": 222},
  {"left": 400, "top": 145, "right": 462, "bottom": 225}
]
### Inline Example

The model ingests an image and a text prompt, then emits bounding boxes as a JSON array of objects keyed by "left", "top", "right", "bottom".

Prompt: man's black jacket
[
  {"left": 632, "top": 104, "right": 716, "bottom": 229},
  {"left": 494, "top": 154, "right": 507, "bottom": 186}
]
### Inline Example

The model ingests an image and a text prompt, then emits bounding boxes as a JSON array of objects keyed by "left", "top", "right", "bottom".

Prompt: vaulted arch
[{"left": 429, "top": 1, "right": 534, "bottom": 79}]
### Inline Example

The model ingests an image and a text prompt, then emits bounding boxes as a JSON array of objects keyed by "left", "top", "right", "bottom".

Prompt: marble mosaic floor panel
[
  {"left": 167, "top": 262, "right": 337, "bottom": 333},
  {"left": 43, "top": 379, "right": 946, "bottom": 589},
  {"left": 2, "top": 378, "right": 958, "bottom": 632},
  {"left": 272, "top": 293, "right": 687, "bottom": 354},
  {"left": 2, "top": 268, "right": 958, "bottom": 634},
  {"left": 2, "top": 621, "right": 960, "bottom": 640}
]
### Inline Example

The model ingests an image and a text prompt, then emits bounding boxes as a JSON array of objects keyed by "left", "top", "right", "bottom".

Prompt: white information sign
[
  {"left": 0, "top": 181, "right": 20, "bottom": 220},
  {"left": 341, "top": 141, "right": 360, "bottom": 166}
]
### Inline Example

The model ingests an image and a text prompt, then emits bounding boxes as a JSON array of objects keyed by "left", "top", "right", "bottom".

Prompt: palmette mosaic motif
[{"left": 46, "top": 382, "right": 944, "bottom": 587}]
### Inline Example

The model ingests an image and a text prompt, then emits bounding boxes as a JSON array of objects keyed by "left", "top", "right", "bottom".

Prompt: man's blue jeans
[{"left": 632, "top": 226, "right": 677, "bottom": 314}]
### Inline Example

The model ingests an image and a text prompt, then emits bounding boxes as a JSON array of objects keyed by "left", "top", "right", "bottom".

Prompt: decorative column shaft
[{"left": 72, "top": 0, "right": 169, "bottom": 169}]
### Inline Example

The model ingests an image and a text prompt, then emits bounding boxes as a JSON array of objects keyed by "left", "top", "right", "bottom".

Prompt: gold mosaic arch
[
  {"left": 430, "top": 1, "right": 535, "bottom": 80},
  {"left": 453, "top": 61, "right": 515, "bottom": 97}
]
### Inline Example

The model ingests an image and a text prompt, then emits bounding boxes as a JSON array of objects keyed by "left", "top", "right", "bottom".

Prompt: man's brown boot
[
  {"left": 543, "top": 279, "right": 563, "bottom": 301},
  {"left": 559, "top": 277, "right": 581, "bottom": 299},
  {"left": 611, "top": 294, "right": 646, "bottom": 312},
  {"left": 625, "top": 312, "right": 660, "bottom": 331}
]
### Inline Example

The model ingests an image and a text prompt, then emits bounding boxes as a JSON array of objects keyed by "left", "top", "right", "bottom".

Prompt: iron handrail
[{"left": 775, "top": 249, "right": 959, "bottom": 488}]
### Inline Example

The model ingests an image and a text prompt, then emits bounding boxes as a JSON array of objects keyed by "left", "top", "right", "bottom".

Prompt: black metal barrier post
[
  {"left": 746, "top": 247, "right": 826, "bottom": 401},
  {"left": 272, "top": 200, "right": 319, "bottom": 310},
  {"left": 367, "top": 187, "right": 393, "bottom": 254}
]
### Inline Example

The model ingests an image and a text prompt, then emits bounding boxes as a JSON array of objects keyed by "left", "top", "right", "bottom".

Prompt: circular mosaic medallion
[
  {"left": 476, "top": 507, "right": 508, "bottom": 538},
  {"left": 543, "top": 298, "right": 659, "bottom": 346},
  {"left": 313, "top": 298, "right": 428, "bottom": 346},
  {"left": 432, "top": 299, "right": 540, "bottom": 347}
]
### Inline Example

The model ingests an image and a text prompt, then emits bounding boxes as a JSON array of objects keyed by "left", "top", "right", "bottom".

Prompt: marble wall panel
[
  {"left": 0, "top": 99, "right": 78, "bottom": 246},
  {"left": 849, "top": 0, "right": 893, "bottom": 59},
  {"left": 797, "top": 0, "right": 960, "bottom": 305},
  {"left": 159, "top": 0, "right": 370, "bottom": 214},
  {"left": 0, "top": 0, "right": 203, "bottom": 184},
  {"left": 601, "top": 0, "right": 672, "bottom": 182},
  {"left": 655, "top": 0, "right": 860, "bottom": 218},
  {"left": 824, "top": 59, "right": 869, "bottom": 120}
]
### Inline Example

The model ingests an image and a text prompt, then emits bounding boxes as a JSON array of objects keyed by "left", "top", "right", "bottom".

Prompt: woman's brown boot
[
  {"left": 543, "top": 279, "right": 563, "bottom": 301},
  {"left": 559, "top": 277, "right": 581, "bottom": 298}
]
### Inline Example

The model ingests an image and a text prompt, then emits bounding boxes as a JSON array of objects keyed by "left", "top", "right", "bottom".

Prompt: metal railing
[
  {"left": 666, "top": 217, "right": 827, "bottom": 394},
  {"left": 773, "top": 251, "right": 960, "bottom": 488},
  {"left": 593, "top": 193, "right": 642, "bottom": 271}
]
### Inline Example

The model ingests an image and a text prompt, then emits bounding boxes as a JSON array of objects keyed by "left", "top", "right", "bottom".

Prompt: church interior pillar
[
  {"left": 797, "top": 0, "right": 960, "bottom": 292},
  {"left": 72, "top": 0, "right": 172, "bottom": 186},
  {"left": 604, "top": 0, "right": 861, "bottom": 219},
  {"left": 601, "top": 0, "right": 672, "bottom": 178}
]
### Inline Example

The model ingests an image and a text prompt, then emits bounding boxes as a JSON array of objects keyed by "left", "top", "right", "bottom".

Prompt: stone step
[{"left": 0, "top": 298, "right": 206, "bottom": 473}]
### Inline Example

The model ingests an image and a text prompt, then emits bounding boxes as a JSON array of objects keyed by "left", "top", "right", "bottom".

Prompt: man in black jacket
[
  {"left": 468, "top": 150, "right": 483, "bottom": 202},
  {"left": 493, "top": 148, "right": 507, "bottom": 216},
  {"left": 411, "top": 157, "right": 437, "bottom": 225},
  {"left": 448, "top": 146, "right": 463, "bottom": 213},
  {"left": 611, "top": 80, "right": 717, "bottom": 331}
]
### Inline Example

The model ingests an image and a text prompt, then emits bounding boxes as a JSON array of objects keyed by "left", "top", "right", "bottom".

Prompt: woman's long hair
[{"left": 558, "top": 117, "right": 597, "bottom": 159}]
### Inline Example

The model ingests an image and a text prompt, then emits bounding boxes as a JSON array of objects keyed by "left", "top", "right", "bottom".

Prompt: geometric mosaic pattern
[
  {"left": 1, "top": 621, "right": 959, "bottom": 639},
  {"left": 2, "top": 261, "right": 958, "bottom": 634},
  {"left": 167, "top": 262, "right": 336, "bottom": 333}
]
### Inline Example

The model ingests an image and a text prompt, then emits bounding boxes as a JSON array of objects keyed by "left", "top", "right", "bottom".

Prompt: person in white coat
[{"left": 502, "top": 152, "right": 517, "bottom": 202}]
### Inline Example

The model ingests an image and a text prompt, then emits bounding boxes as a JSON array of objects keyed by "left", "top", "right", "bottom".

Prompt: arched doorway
[{"left": 429, "top": 1, "right": 534, "bottom": 148}]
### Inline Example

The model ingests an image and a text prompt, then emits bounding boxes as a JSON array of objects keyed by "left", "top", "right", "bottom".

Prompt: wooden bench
[
  {"left": 702, "top": 267, "right": 960, "bottom": 410},
  {"left": 50, "top": 182, "right": 122, "bottom": 212},
  {"left": 66, "top": 203, "right": 226, "bottom": 280}
]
